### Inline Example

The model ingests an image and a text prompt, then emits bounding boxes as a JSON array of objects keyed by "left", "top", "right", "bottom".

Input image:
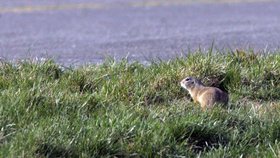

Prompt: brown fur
[{"left": 180, "top": 77, "right": 229, "bottom": 110}]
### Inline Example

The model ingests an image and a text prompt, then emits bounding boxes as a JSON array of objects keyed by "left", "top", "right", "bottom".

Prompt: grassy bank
[{"left": 0, "top": 50, "right": 280, "bottom": 157}]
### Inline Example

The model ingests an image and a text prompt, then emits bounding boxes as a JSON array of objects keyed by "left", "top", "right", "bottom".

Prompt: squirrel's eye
[{"left": 185, "top": 78, "right": 190, "bottom": 81}]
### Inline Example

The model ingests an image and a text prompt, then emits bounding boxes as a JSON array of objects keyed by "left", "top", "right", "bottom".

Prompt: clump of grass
[{"left": 0, "top": 50, "right": 280, "bottom": 157}]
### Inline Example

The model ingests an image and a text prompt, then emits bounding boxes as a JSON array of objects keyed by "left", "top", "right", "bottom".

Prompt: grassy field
[{"left": 0, "top": 50, "right": 280, "bottom": 157}]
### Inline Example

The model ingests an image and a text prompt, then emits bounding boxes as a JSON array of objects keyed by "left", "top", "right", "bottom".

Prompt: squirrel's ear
[
  {"left": 196, "top": 79, "right": 204, "bottom": 85},
  {"left": 193, "top": 79, "right": 199, "bottom": 84}
]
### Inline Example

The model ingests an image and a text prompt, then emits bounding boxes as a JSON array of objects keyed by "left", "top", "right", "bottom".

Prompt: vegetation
[{"left": 0, "top": 50, "right": 280, "bottom": 157}]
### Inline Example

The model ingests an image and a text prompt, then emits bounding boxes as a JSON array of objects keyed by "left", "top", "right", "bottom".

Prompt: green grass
[{"left": 0, "top": 50, "right": 280, "bottom": 157}]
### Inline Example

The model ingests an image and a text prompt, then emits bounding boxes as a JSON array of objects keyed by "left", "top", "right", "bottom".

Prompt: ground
[{"left": 0, "top": 0, "right": 279, "bottom": 65}]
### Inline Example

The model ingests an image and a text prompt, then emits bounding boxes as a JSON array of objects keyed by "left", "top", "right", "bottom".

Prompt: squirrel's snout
[{"left": 180, "top": 81, "right": 187, "bottom": 89}]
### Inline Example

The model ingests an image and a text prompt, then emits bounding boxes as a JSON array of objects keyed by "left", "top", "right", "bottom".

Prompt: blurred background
[{"left": 0, "top": 0, "right": 279, "bottom": 65}]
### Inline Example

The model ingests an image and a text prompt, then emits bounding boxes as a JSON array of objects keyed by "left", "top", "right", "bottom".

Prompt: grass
[{"left": 0, "top": 49, "right": 280, "bottom": 157}]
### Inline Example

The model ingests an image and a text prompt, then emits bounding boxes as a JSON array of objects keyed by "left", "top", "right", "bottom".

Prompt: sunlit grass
[{"left": 0, "top": 50, "right": 279, "bottom": 157}]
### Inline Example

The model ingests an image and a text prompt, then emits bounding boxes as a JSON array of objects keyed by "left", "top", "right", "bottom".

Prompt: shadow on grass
[
  {"left": 173, "top": 124, "right": 229, "bottom": 153},
  {"left": 35, "top": 143, "right": 78, "bottom": 158}
]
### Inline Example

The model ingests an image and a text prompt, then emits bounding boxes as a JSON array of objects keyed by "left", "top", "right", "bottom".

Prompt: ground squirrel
[{"left": 180, "top": 77, "right": 229, "bottom": 110}]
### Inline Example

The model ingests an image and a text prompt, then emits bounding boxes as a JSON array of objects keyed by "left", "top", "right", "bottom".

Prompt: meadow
[{"left": 0, "top": 50, "right": 280, "bottom": 157}]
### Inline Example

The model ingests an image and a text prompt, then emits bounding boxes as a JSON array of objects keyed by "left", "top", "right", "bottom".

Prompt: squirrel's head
[{"left": 180, "top": 77, "right": 203, "bottom": 90}]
